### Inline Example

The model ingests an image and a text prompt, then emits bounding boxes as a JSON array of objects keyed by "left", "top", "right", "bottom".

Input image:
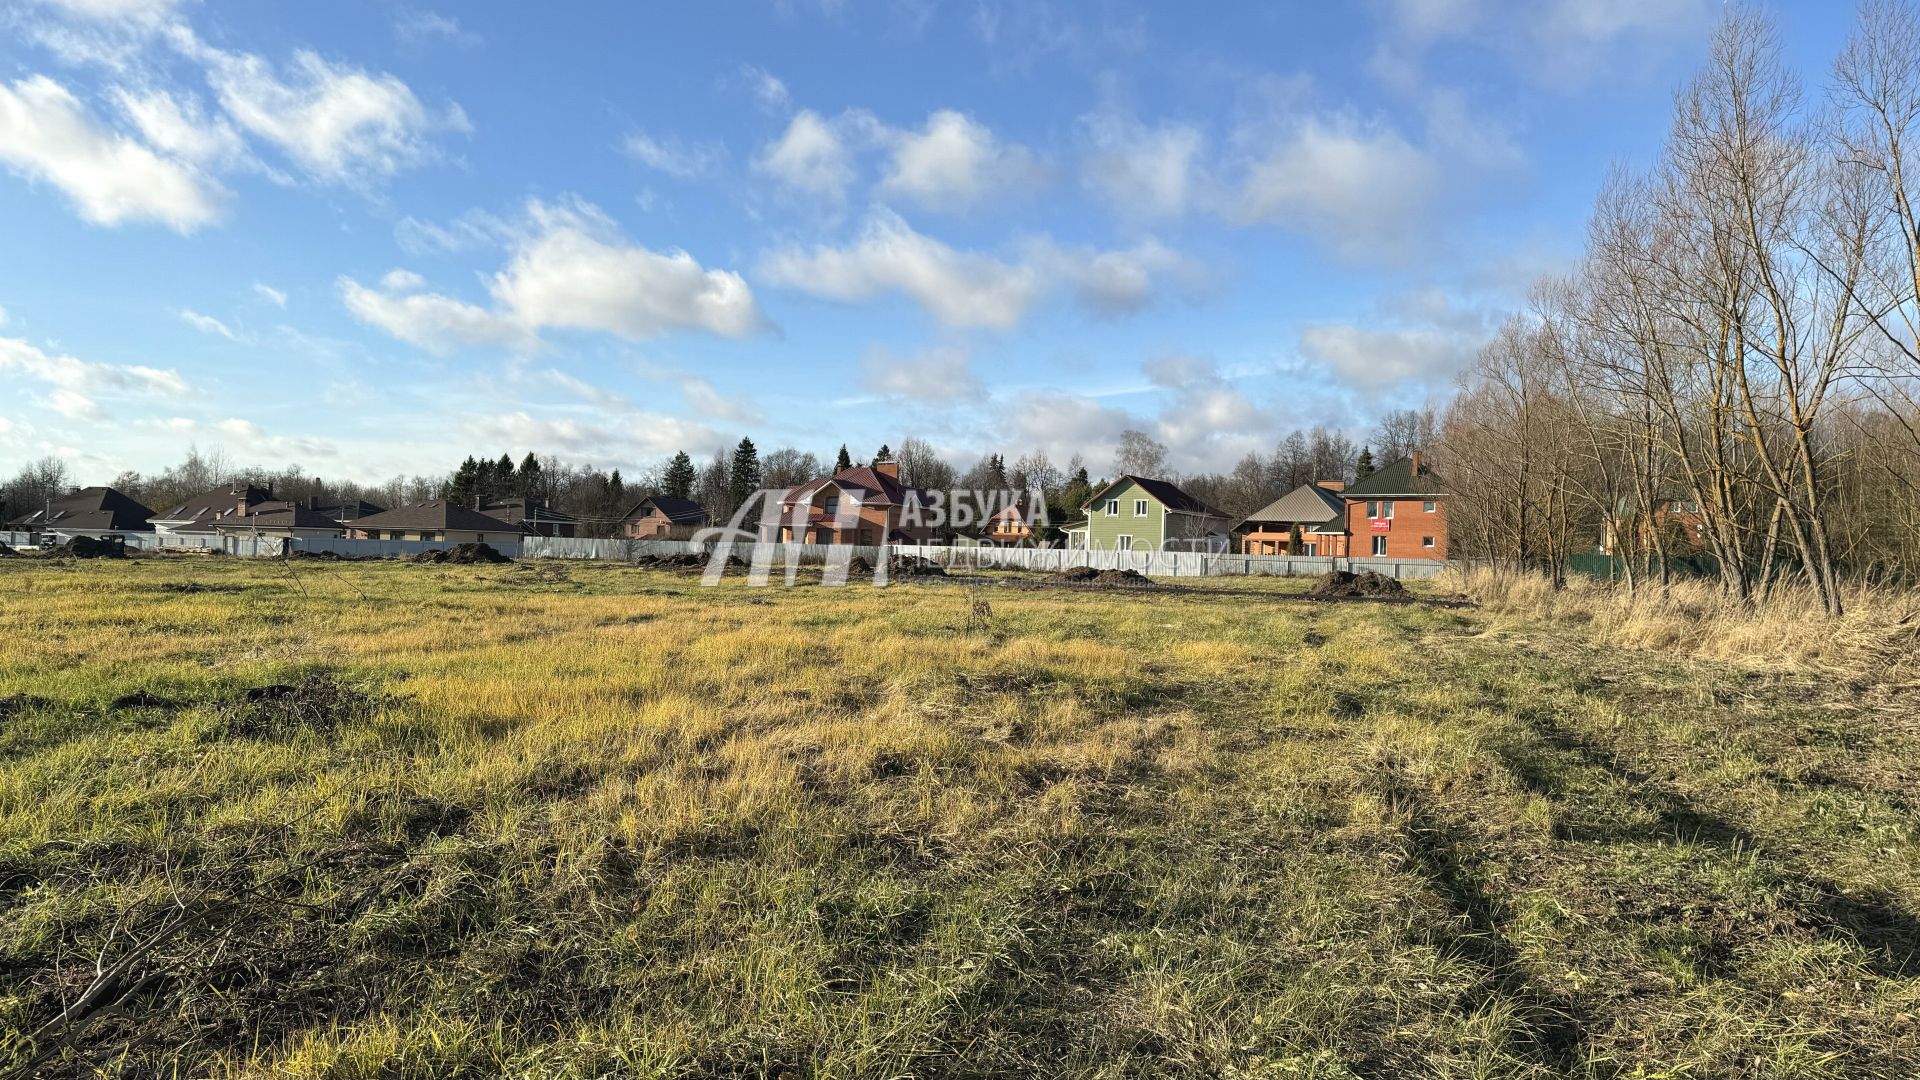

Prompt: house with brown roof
[
  {"left": 480, "top": 498, "right": 578, "bottom": 537},
  {"left": 765, "top": 460, "right": 934, "bottom": 545},
  {"left": 150, "top": 482, "right": 275, "bottom": 536},
  {"left": 1338, "top": 453, "right": 1448, "bottom": 560},
  {"left": 974, "top": 502, "right": 1037, "bottom": 546},
  {"left": 211, "top": 498, "right": 349, "bottom": 539},
  {"left": 7, "top": 486, "right": 154, "bottom": 538},
  {"left": 618, "top": 495, "right": 709, "bottom": 539},
  {"left": 346, "top": 501, "right": 517, "bottom": 545},
  {"left": 1237, "top": 481, "right": 1348, "bottom": 556}
]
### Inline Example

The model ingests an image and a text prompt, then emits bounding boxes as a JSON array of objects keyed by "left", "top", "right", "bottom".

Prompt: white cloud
[
  {"left": 178, "top": 308, "right": 237, "bottom": 339},
  {"left": 111, "top": 86, "right": 246, "bottom": 167},
  {"left": 1228, "top": 112, "right": 1438, "bottom": 262},
  {"left": 338, "top": 274, "right": 537, "bottom": 355},
  {"left": 0, "top": 75, "right": 223, "bottom": 231},
  {"left": 36, "top": 0, "right": 180, "bottom": 21},
  {"left": 185, "top": 37, "right": 469, "bottom": 184},
  {"left": 739, "top": 64, "right": 791, "bottom": 112},
  {"left": 632, "top": 361, "right": 765, "bottom": 423},
  {"left": 343, "top": 198, "right": 769, "bottom": 352},
  {"left": 1298, "top": 290, "right": 1491, "bottom": 390},
  {"left": 622, "top": 129, "right": 721, "bottom": 179},
  {"left": 476, "top": 409, "right": 720, "bottom": 463},
  {"left": 1080, "top": 108, "right": 1205, "bottom": 219},
  {"left": 1375, "top": 0, "right": 1713, "bottom": 89},
  {"left": 760, "top": 209, "right": 1039, "bottom": 329},
  {"left": 759, "top": 209, "right": 1196, "bottom": 329},
  {"left": 252, "top": 283, "right": 287, "bottom": 307},
  {"left": 879, "top": 109, "right": 1042, "bottom": 209},
  {"left": 394, "top": 9, "right": 480, "bottom": 47},
  {"left": 0, "top": 335, "right": 189, "bottom": 422},
  {"left": 862, "top": 344, "right": 983, "bottom": 402},
  {"left": 754, "top": 108, "right": 862, "bottom": 200}
]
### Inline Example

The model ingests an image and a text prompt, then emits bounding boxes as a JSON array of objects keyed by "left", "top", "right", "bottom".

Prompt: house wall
[
  {"left": 1082, "top": 480, "right": 1165, "bottom": 551},
  {"left": 347, "top": 527, "right": 505, "bottom": 544},
  {"left": 1343, "top": 497, "right": 1447, "bottom": 560}
]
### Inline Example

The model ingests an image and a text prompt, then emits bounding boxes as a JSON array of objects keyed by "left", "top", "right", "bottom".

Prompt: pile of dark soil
[
  {"left": 411, "top": 542, "right": 511, "bottom": 565},
  {"left": 889, "top": 554, "right": 947, "bottom": 577},
  {"left": 1046, "top": 565, "right": 1154, "bottom": 586},
  {"left": 55, "top": 535, "right": 126, "bottom": 559},
  {"left": 0, "top": 541, "right": 18, "bottom": 558},
  {"left": 633, "top": 553, "right": 705, "bottom": 569},
  {"left": 847, "top": 555, "right": 874, "bottom": 574},
  {"left": 222, "top": 671, "right": 395, "bottom": 739},
  {"left": 707, "top": 552, "right": 747, "bottom": 570},
  {"left": 155, "top": 582, "right": 245, "bottom": 594},
  {"left": 1309, "top": 569, "right": 1407, "bottom": 599}
]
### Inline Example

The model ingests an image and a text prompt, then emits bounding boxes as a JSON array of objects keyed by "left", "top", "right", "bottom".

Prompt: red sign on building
[{"left": 1370, "top": 517, "right": 1391, "bottom": 532}]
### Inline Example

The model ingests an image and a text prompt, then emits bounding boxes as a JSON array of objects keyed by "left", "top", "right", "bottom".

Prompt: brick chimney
[
  {"left": 1409, "top": 450, "right": 1422, "bottom": 475},
  {"left": 873, "top": 459, "right": 900, "bottom": 480},
  {"left": 1316, "top": 480, "right": 1346, "bottom": 492}
]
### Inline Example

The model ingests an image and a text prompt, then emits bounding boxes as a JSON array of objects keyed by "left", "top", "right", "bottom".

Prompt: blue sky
[{"left": 0, "top": 0, "right": 1854, "bottom": 486}]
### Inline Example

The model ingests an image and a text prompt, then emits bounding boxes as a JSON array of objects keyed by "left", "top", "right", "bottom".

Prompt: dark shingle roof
[
  {"left": 624, "top": 495, "right": 708, "bottom": 524},
  {"left": 783, "top": 465, "right": 926, "bottom": 509},
  {"left": 348, "top": 501, "right": 515, "bottom": 532},
  {"left": 8, "top": 486, "right": 154, "bottom": 531},
  {"left": 1341, "top": 457, "right": 1446, "bottom": 498},
  {"left": 1238, "top": 483, "right": 1345, "bottom": 529},
  {"left": 482, "top": 499, "right": 579, "bottom": 530},
  {"left": 154, "top": 483, "right": 274, "bottom": 532},
  {"left": 214, "top": 502, "right": 343, "bottom": 532},
  {"left": 1082, "top": 475, "right": 1227, "bottom": 519}
]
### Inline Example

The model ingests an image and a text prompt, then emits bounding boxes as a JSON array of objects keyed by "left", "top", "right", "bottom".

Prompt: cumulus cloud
[
  {"left": 0, "top": 75, "right": 223, "bottom": 231},
  {"left": 760, "top": 209, "right": 1196, "bottom": 329},
  {"left": 342, "top": 198, "right": 769, "bottom": 353},
  {"left": 181, "top": 34, "right": 469, "bottom": 185},
  {"left": 252, "top": 283, "right": 286, "bottom": 307},
  {"left": 111, "top": 86, "right": 247, "bottom": 167},
  {"left": 878, "top": 109, "right": 1043, "bottom": 209},
  {"left": 861, "top": 344, "right": 984, "bottom": 402},
  {"left": 1079, "top": 108, "right": 1205, "bottom": 219},
  {"left": 1297, "top": 289, "right": 1493, "bottom": 389},
  {"left": 475, "top": 409, "right": 721, "bottom": 464},
  {"left": 1375, "top": 0, "right": 1714, "bottom": 89},
  {"left": 623, "top": 129, "right": 722, "bottom": 179},
  {"left": 632, "top": 361, "right": 766, "bottom": 423},
  {"left": 1227, "top": 111, "right": 1439, "bottom": 262},
  {"left": 0, "top": 334, "right": 188, "bottom": 421},
  {"left": 740, "top": 64, "right": 791, "bottom": 112},
  {"left": 754, "top": 108, "right": 866, "bottom": 200}
]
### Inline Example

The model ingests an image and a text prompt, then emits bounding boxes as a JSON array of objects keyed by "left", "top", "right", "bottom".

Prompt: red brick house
[
  {"left": 977, "top": 503, "right": 1036, "bottom": 546},
  {"left": 1338, "top": 453, "right": 1447, "bottom": 560},
  {"left": 618, "top": 495, "right": 709, "bottom": 539},
  {"left": 766, "top": 460, "right": 934, "bottom": 545}
]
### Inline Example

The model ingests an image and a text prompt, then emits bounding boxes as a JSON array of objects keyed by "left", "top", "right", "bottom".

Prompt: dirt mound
[
  {"left": 1046, "top": 566, "right": 1155, "bottom": 586},
  {"left": 1309, "top": 569, "right": 1407, "bottom": 599},
  {"left": 411, "top": 542, "right": 511, "bottom": 565},
  {"left": 55, "top": 535, "right": 126, "bottom": 559},
  {"left": 633, "top": 552, "right": 706, "bottom": 569},
  {"left": 847, "top": 555, "right": 874, "bottom": 574},
  {"left": 888, "top": 554, "right": 947, "bottom": 577},
  {"left": 0, "top": 541, "right": 17, "bottom": 558},
  {"left": 705, "top": 552, "right": 747, "bottom": 570}
]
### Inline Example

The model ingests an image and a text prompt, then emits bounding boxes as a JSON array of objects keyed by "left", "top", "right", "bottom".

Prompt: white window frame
[
  {"left": 1116, "top": 534, "right": 1134, "bottom": 551},
  {"left": 1133, "top": 498, "right": 1149, "bottom": 516},
  {"left": 1106, "top": 499, "right": 1120, "bottom": 516},
  {"left": 1372, "top": 535, "right": 1388, "bottom": 557},
  {"left": 1422, "top": 535, "right": 1435, "bottom": 549},
  {"left": 1303, "top": 542, "right": 1317, "bottom": 556},
  {"left": 1423, "top": 499, "right": 1436, "bottom": 513}
]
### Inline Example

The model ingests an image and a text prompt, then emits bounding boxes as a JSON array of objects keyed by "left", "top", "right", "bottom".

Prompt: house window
[
  {"left": 1303, "top": 542, "right": 1317, "bottom": 556},
  {"left": 1423, "top": 500, "right": 1436, "bottom": 513},
  {"left": 1133, "top": 499, "right": 1148, "bottom": 516},
  {"left": 824, "top": 495, "right": 840, "bottom": 515},
  {"left": 1106, "top": 499, "right": 1120, "bottom": 515},
  {"left": 1422, "top": 536, "right": 1435, "bottom": 549},
  {"left": 1372, "top": 536, "right": 1388, "bottom": 557},
  {"left": 1116, "top": 534, "right": 1134, "bottom": 551},
  {"left": 1365, "top": 501, "right": 1378, "bottom": 519},
  {"left": 860, "top": 529, "right": 873, "bottom": 545}
]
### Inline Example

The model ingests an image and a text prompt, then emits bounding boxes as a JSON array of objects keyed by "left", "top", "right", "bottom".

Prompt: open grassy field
[{"left": 0, "top": 557, "right": 1916, "bottom": 1078}]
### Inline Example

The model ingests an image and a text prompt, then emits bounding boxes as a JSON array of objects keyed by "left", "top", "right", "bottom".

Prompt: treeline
[{"left": 1436, "top": 3, "right": 1920, "bottom": 615}]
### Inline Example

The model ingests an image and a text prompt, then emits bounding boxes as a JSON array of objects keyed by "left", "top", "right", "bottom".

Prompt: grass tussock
[
  {"left": 1443, "top": 564, "right": 1920, "bottom": 682},
  {"left": 0, "top": 558, "right": 1915, "bottom": 1077}
]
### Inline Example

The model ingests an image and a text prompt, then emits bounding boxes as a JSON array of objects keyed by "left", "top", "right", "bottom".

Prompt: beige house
[{"left": 346, "top": 501, "right": 516, "bottom": 544}]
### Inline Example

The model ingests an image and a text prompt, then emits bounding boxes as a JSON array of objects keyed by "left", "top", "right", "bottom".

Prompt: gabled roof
[
  {"left": 1081, "top": 475, "right": 1228, "bottom": 519},
  {"left": 782, "top": 465, "right": 925, "bottom": 509},
  {"left": 9, "top": 486, "right": 155, "bottom": 531},
  {"left": 313, "top": 498, "right": 386, "bottom": 522},
  {"left": 348, "top": 501, "right": 515, "bottom": 533},
  {"left": 213, "top": 501, "right": 342, "bottom": 532},
  {"left": 153, "top": 483, "right": 274, "bottom": 531},
  {"left": 623, "top": 495, "right": 708, "bottom": 524},
  {"left": 481, "top": 499, "right": 578, "bottom": 533},
  {"left": 1239, "top": 483, "right": 1346, "bottom": 529},
  {"left": 1342, "top": 457, "right": 1447, "bottom": 498}
]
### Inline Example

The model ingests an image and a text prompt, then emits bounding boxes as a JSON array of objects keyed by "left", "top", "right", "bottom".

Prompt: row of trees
[{"left": 1436, "top": 4, "right": 1920, "bottom": 613}]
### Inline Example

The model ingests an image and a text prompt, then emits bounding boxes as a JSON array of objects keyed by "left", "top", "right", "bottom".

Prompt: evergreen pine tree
[
  {"left": 728, "top": 437, "right": 762, "bottom": 510},
  {"left": 662, "top": 451, "right": 696, "bottom": 500},
  {"left": 872, "top": 443, "right": 892, "bottom": 465},
  {"left": 516, "top": 452, "right": 542, "bottom": 500},
  {"left": 1355, "top": 446, "right": 1375, "bottom": 480},
  {"left": 835, "top": 444, "right": 852, "bottom": 471}
]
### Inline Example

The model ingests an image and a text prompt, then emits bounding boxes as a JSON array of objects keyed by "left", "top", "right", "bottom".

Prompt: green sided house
[{"left": 1065, "top": 475, "right": 1233, "bottom": 552}]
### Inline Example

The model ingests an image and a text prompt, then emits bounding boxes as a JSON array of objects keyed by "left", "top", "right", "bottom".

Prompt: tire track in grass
[
  {"left": 1511, "top": 715, "right": 1920, "bottom": 981},
  {"left": 1375, "top": 756, "right": 1591, "bottom": 1075}
]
